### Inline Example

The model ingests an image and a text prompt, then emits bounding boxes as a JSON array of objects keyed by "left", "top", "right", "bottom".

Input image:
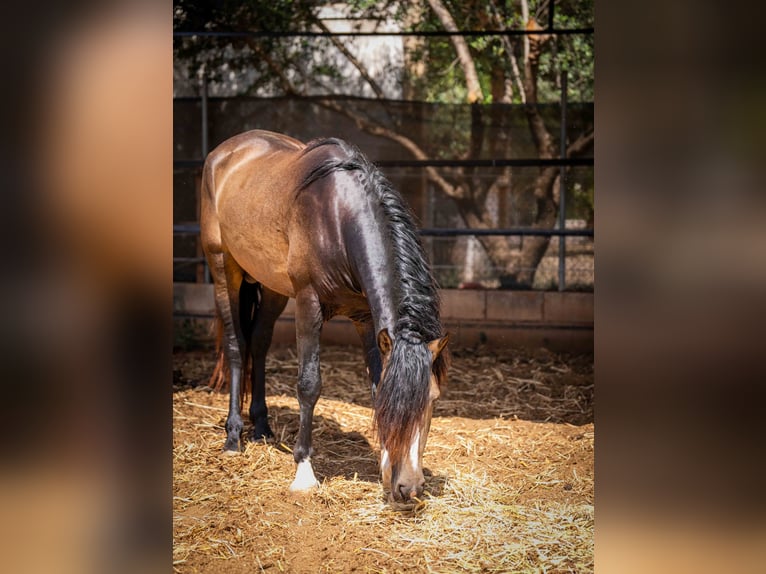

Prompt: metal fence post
[
  {"left": 200, "top": 72, "right": 211, "bottom": 283},
  {"left": 558, "top": 70, "right": 568, "bottom": 292}
]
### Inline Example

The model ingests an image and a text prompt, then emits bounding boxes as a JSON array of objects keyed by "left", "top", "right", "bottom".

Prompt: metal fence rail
[
  {"left": 174, "top": 157, "right": 593, "bottom": 169},
  {"left": 174, "top": 224, "right": 593, "bottom": 238},
  {"left": 173, "top": 28, "right": 593, "bottom": 39}
]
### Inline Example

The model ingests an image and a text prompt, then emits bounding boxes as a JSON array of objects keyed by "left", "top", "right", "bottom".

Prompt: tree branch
[
  {"left": 521, "top": 18, "right": 555, "bottom": 158},
  {"left": 313, "top": 18, "right": 387, "bottom": 100},
  {"left": 426, "top": 0, "right": 484, "bottom": 103},
  {"left": 240, "top": 37, "right": 470, "bottom": 203},
  {"left": 316, "top": 98, "right": 468, "bottom": 200},
  {"left": 245, "top": 38, "right": 295, "bottom": 95},
  {"left": 520, "top": 0, "right": 530, "bottom": 64},
  {"left": 566, "top": 129, "right": 595, "bottom": 158},
  {"left": 488, "top": 0, "right": 525, "bottom": 103}
]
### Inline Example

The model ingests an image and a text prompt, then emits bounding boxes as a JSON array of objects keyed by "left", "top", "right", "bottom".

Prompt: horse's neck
[
  {"left": 346, "top": 237, "right": 398, "bottom": 336},
  {"left": 361, "top": 273, "right": 398, "bottom": 337}
]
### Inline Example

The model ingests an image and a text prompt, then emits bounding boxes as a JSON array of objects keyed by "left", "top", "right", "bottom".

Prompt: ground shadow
[
  {"left": 207, "top": 403, "right": 450, "bottom": 505},
  {"left": 223, "top": 405, "right": 382, "bottom": 484}
]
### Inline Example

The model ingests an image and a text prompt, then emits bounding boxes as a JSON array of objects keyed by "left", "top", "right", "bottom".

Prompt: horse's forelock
[{"left": 373, "top": 336, "right": 433, "bottom": 465}]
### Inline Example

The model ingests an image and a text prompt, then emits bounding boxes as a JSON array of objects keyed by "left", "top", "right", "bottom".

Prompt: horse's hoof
[
  {"left": 249, "top": 436, "right": 276, "bottom": 445},
  {"left": 288, "top": 480, "right": 319, "bottom": 494},
  {"left": 289, "top": 459, "right": 320, "bottom": 493},
  {"left": 248, "top": 429, "right": 275, "bottom": 444},
  {"left": 222, "top": 439, "right": 241, "bottom": 453},
  {"left": 250, "top": 419, "right": 274, "bottom": 442}
]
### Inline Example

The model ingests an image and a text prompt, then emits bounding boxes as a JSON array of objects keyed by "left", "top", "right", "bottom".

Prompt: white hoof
[{"left": 289, "top": 459, "right": 320, "bottom": 493}]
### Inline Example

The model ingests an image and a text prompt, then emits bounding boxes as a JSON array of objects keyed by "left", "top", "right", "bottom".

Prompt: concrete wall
[{"left": 174, "top": 284, "right": 593, "bottom": 353}]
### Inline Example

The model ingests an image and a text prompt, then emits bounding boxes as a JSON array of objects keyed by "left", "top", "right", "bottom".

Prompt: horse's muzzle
[{"left": 392, "top": 478, "right": 425, "bottom": 504}]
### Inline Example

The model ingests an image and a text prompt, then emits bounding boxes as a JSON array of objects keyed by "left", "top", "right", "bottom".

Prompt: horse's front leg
[
  {"left": 289, "top": 288, "right": 323, "bottom": 492},
  {"left": 354, "top": 320, "right": 383, "bottom": 404}
]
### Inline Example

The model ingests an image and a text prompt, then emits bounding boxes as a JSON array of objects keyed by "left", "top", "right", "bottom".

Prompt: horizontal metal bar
[
  {"left": 173, "top": 223, "right": 593, "bottom": 238},
  {"left": 174, "top": 94, "right": 594, "bottom": 105},
  {"left": 173, "top": 257, "right": 206, "bottom": 263},
  {"left": 174, "top": 157, "right": 593, "bottom": 169},
  {"left": 173, "top": 223, "right": 201, "bottom": 233},
  {"left": 377, "top": 158, "right": 593, "bottom": 168},
  {"left": 174, "top": 159, "right": 203, "bottom": 168},
  {"left": 420, "top": 228, "right": 594, "bottom": 237},
  {"left": 173, "top": 28, "right": 593, "bottom": 39}
]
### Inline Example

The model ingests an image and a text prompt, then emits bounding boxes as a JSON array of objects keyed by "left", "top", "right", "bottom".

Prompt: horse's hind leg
[
  {"left": 208, "top": 251, "right": 248, "bottom": 452},
  {"left": 248, "top": 286, "right": 289, "bottom": 442}
]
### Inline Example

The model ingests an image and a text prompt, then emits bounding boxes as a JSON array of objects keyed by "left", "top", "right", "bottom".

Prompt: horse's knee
[{"left": 296, "top": 375, "right": 321, "bottom": 404}]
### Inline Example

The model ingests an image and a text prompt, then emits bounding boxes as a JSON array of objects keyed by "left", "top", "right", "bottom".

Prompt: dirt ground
[{"left": 173, "top": 344, "right": 594, "bottom": 573}]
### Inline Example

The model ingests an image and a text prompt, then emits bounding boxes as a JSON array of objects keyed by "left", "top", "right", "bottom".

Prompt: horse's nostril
[{"left": 397, "top": 483, "right": 422, "bottom": 501}]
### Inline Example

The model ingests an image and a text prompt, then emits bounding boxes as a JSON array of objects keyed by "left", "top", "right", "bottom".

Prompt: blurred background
[{"left": 0, "top": 0, "right": 763, "bottom": 572}]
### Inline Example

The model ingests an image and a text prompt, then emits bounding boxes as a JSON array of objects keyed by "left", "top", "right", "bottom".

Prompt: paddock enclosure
[
  {"left": 173, "top": 2, "right": 594, "bottom": 570},
  {"left": 173, "top": 344, "right": 593, "bottom": 573}
]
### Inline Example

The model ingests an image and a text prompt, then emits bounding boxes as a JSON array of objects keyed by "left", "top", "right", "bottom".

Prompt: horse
[{"left": 200, "top": 129, "right": 449, "bottom": 505}]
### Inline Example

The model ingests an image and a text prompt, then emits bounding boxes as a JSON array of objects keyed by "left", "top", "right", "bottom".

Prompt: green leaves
[{"left": 174, "top": 1, "right": 593, "bottom": 103}]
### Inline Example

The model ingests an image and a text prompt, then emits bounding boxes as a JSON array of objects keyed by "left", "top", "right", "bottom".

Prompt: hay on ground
[{"left": 173, "top": 345, "right": 593, "bottom": 573}]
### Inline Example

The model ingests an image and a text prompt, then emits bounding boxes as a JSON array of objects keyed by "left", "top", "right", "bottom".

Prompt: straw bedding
[{"left": 173, "top": 345, "right": 593, "bottom": 573}]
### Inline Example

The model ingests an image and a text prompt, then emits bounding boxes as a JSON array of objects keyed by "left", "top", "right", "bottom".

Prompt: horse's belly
[{"left": 222, "top": 229, "right": 295, "bottom": 297}]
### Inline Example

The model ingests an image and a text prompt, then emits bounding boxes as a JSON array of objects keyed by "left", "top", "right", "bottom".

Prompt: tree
[{"left": 174, "top": 0, "right": 594, "bottom": 289}]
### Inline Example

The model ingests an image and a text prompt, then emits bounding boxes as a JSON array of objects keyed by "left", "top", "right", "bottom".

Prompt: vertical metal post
[
  {"left": 201, "top": 72, "right": 211, "bottom": 283},
  {"left": 558, "top": 70, "right": 568, "bottom": 292},
  {"left": 548, "top": 0, "right": 556, "bottom": 31},
  {"left": 201, "top": 72, "right": 209, "bottom": 159}
]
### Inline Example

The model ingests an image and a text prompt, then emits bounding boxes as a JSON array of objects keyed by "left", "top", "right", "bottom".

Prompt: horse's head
[{"left": 373, "top": 328, "right": 449, "bottom": 506}]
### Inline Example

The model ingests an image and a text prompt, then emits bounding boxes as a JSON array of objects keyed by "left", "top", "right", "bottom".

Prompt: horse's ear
[
  {"left": 377, "top": 328, "right": 393, "bottom": 359},
  {"left": 427, "top": 333, "right": 450, "bottom": 360}
]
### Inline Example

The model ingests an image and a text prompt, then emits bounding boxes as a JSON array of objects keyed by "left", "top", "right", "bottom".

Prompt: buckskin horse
[{"left": 200, "top": 130, "right": 449, "bottom": 505}]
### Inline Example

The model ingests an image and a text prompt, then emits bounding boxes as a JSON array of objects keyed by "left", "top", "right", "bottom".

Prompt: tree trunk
[
  {"left": 495, "top": 16, "right": 558, "bottom": 289},
  {"left": 401, "top": 3, "right": 427, "bottom": 101}
]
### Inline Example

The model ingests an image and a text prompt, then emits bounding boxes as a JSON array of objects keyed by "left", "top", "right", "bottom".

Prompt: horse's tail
[
  {"left": 209, "top": 281, "right": 260, "bottom": 411},
  {"left": 209, "top": 316, "right": 227, "bottom": 392}
]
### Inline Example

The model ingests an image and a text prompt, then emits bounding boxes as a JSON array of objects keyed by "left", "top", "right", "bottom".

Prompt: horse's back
[{"left": 204, "top": 130, "right": 305, "bottom": 190}]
